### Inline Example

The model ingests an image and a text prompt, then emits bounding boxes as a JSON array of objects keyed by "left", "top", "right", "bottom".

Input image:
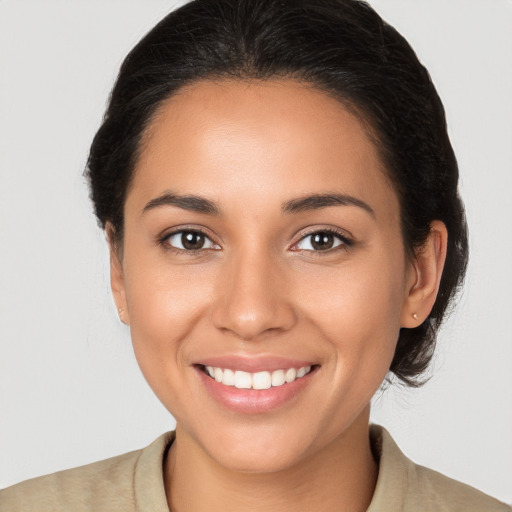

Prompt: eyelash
[
  {"left": 292, "top": 228, "right": 353, "bottom": 255},
  {"left": 158, "top": 228, "right": 220, "bottom": 256},
  {"left": 158, "top": 227, "right": 353, "bottom": 255}
]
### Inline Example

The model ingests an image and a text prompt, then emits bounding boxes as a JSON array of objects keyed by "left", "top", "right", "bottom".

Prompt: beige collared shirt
[{"left": 1, "top": 425, "right": 509, "bottom": 511}]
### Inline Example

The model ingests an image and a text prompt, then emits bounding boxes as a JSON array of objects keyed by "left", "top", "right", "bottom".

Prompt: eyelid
[
  {"left": 158, "top": 225, "right": 221, "bottom": 252},
  {"left": 157, "top": 224, "right": 353, "bottom": 254},
  {"left": 290, "top": 226, "right": 354, "bottom": 252}
]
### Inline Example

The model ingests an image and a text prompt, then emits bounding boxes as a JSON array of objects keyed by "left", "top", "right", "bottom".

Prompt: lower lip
[{"left": 196, "top": 366, "right": 316, "bottom": 414}]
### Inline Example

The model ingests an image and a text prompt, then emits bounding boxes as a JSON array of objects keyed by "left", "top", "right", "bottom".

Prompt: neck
[{"left": 165, "top": 408, "right": 377, "bottom": 512}]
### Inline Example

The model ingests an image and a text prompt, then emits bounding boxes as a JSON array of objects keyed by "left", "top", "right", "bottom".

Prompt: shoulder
[
  {"left": 0, "top": 449, "right": 141, "bottom": 512},
  {"left": 368, "top": 425, "right": 511, "bottom": 512},
  {"left": 412, "top": 463, "right": 510, "bottom": 512},
  {"left": 0, "top": 432, "right": 174, "bottom": 512}
]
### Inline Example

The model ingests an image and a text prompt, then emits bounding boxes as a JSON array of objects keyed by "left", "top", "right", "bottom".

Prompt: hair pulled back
[{"left": 86, "top": 0, "right": 468, "bottom": 386}]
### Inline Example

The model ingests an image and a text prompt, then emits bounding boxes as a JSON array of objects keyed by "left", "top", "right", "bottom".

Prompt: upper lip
[{"left": 195, "top": 355, "right": 317, "bottom": 373}]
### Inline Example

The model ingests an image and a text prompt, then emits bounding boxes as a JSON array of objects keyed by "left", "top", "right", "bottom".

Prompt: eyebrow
[
  {"left": 282, "top": 193, "right": 375, "bottom": 218},
  {"left": 142, "top": 191, "right": 375, "bottom": 218},
  {"left": 142, "top": 192, "right": 220, "bottom": 215}
]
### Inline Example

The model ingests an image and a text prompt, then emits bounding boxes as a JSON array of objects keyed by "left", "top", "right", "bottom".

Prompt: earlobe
[
  {"left": 106, "top": 223, "right": 130, "bottom": 325},
  {"left": 401, "top": 221, "right": 448, "bottom": 328}
]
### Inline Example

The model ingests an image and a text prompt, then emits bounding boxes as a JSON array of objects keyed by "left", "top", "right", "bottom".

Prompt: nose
[{"left": 211, "top": 249, "right": 297, "bottom": 341}]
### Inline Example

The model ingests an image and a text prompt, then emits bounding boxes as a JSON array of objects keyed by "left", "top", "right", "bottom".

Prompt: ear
[
  {"left": 106, "top": 223, "right": 130, "bottom": 326},
  {"left": 401, "top": 220, "right": 448, "bottom": 328}
]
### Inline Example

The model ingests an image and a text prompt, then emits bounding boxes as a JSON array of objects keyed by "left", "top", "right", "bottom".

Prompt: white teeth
[
  {"left": 205, "top": 365, "right": 312, "bottom": 389},
  {"left": 296, "top": 367, "right": 306, "bottom": 378},
  {"left": 271, "top": 369, "right": 285, "bottom": 387},
  {"left": 234, "top": 370, "right": 252, "bottom": 389},
  {"left": 222, "top": 368, "right": 235, "bottom": 386},
  {"left": 285, "top": 368, "right": 297, "bottom": 383},
  {"left": 252, "top": 371, "right": 272, "bottom": 390}
]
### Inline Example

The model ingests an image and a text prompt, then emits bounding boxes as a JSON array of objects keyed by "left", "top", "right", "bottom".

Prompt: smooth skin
[{"left": 109, "top": 80, "right": 447, "bottom": 512}]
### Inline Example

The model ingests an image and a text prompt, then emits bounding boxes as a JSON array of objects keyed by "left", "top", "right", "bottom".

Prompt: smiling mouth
[{"left": 199, "top": 365, "right": 314, "bottom": 390}]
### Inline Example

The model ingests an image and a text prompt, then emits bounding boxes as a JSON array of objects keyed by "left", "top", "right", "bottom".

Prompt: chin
[
  {"left": 200, "top": 422, "right": 316, "bottom": 474},
  {"left": 213, "top": 444, "right": 303, "bottom": 474}
]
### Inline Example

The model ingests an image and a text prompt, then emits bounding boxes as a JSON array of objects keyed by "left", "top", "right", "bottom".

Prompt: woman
[{"left": 1, "top": 0, "right": 510, "bottom": 510}]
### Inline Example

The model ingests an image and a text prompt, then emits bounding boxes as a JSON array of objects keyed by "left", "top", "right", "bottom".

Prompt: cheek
[
  {"left": 122, "top": 249, "right": 214, "bottom": 371},
  {"left": 122, "top": 263, "right": 219, "bottom": 419},
  {"left": 296, "top": 252, "right": 406, "bottom": 360}
]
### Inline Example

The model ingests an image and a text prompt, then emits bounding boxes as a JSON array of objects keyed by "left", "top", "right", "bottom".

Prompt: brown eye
[
  {"left": 311, "top": 233, "right": 335, "bottom": 250},
  {"left": 295, "top": 231, "right": 348, "bottom": 252},
  {"left": 182, "top": 231, "right": 205, "bottom": 250},
  {"left": 165, "top": 230, "right": 218, "bottom": 251}
]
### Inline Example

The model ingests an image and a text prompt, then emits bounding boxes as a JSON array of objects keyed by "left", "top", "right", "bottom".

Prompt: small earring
[
  {"left": 412, "top": 313, "right": 418, "bottom": 320},
  {"left": 117, "top": 308, "right": 128, "bottom": 325}
]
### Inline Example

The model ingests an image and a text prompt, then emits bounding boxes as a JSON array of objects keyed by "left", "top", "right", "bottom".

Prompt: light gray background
[{"left": 1, "top": 0, "right": 511, "bottom": 503}]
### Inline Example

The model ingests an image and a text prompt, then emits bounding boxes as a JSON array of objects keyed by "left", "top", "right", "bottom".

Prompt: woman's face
[{"left": 113, "top": 80, "right": 417, "bottom": 472}]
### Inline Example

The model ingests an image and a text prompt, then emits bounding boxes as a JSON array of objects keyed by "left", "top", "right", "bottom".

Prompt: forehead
[{"left": 128, "top": 79, "right": 398, "bottom": 220}]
